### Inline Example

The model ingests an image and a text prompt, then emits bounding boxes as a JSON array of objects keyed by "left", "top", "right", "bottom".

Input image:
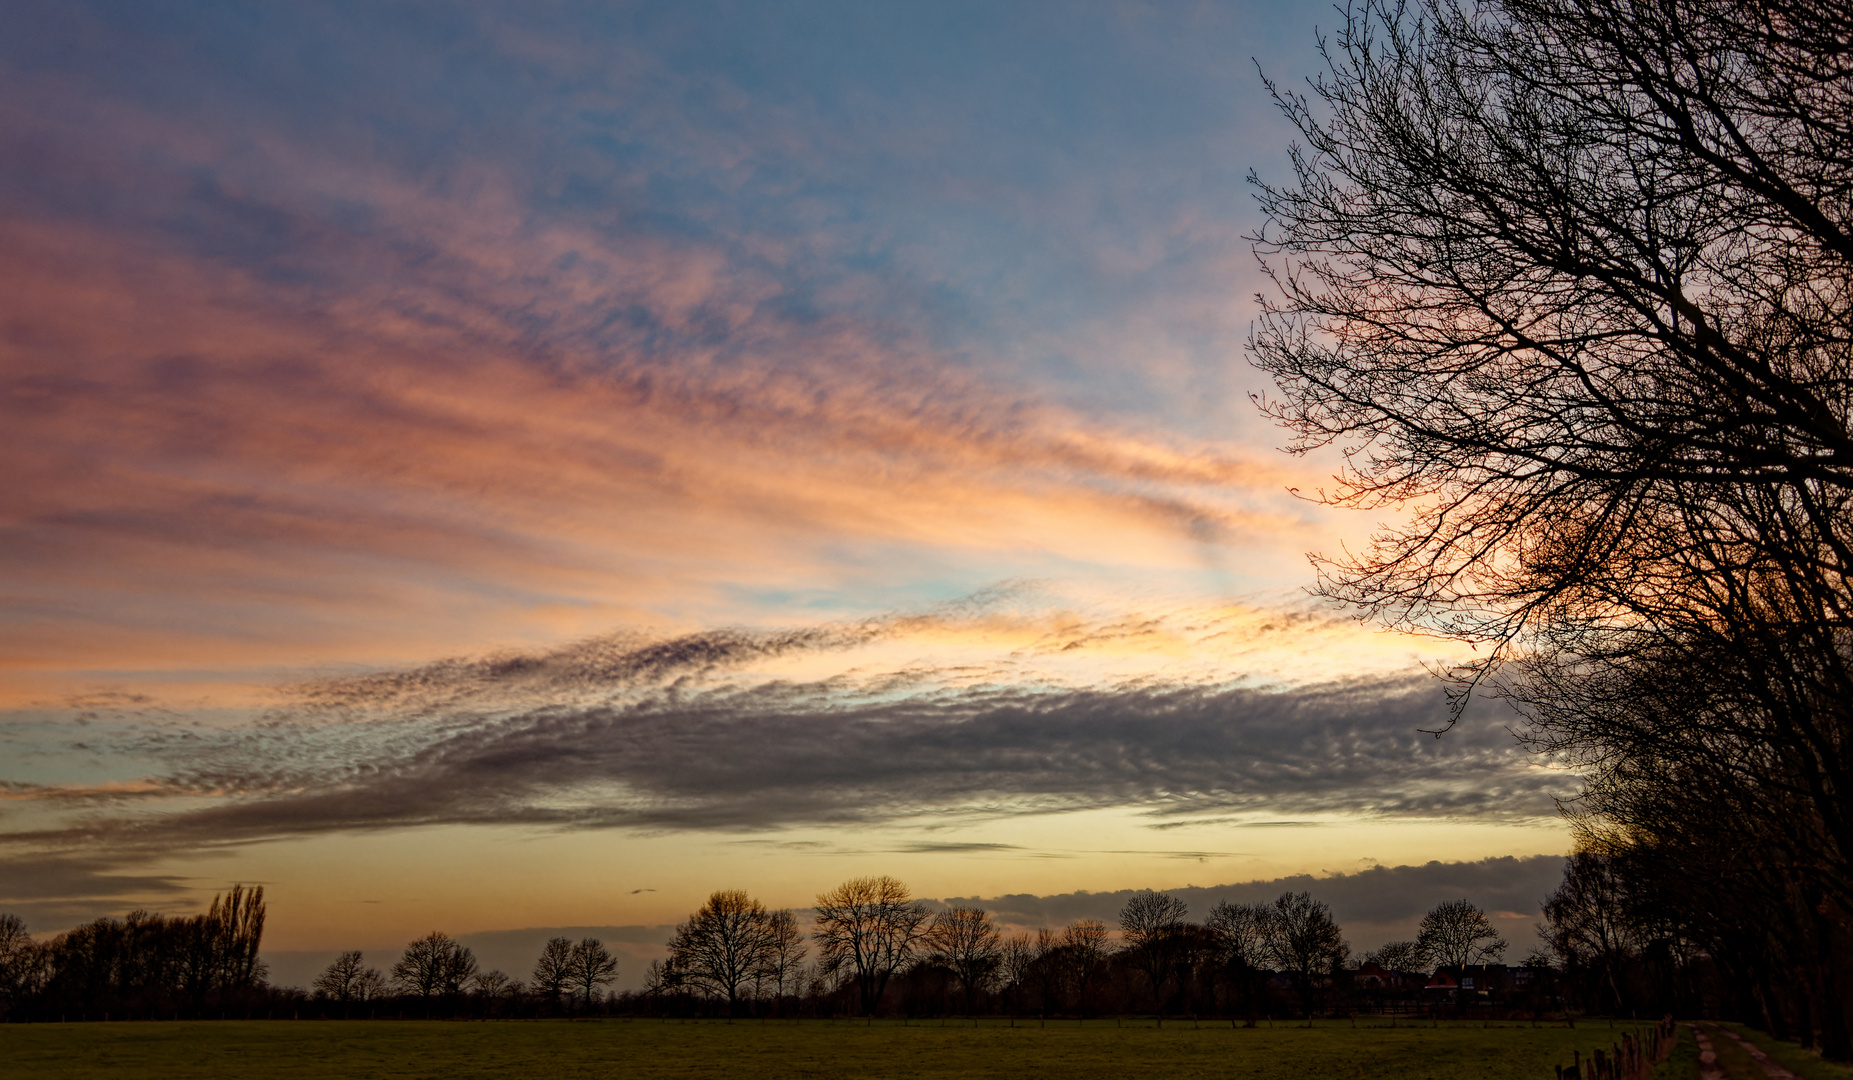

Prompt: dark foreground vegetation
[{"left": 1245, "top": 0, "right": 1853, "bottom": 1062}]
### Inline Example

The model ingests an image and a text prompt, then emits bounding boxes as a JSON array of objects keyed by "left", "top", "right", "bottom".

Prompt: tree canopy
[{"left": 1252, "top": 0, "right": 1853, "bottom": 1056}]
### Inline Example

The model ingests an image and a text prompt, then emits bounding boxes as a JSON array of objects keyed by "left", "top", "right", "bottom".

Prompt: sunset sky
[{"left": 1, "top": 1, "right": 1572, "bottom": 985}]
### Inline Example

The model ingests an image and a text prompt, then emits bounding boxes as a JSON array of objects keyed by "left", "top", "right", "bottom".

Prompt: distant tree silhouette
[
  {"left": 813, "top": 876, "right": 931, "bottom": 1015},
  {"left": 567, "top": 939, "right": 617, "bottom": 1012},
  {"left": 1118, "top": 891, "right": 1189, "bottom": 1013},
  {"left": 0, "top": 887, "right": 264, "bottom": 1020},
  {"left": 0, "top": 913, "right": 36, "bottom": 1013},
  {"left": 668, "top": 890, "right": 775, "bottom": 1013},
  {"left": 392, "top": 932, "right": 476, "bottom": 1009},
  {"left": 1060, "top": 920, "right": 1111, "bottom": 1018},
  {"left": 313, "top": 950, "right": 372, "bottom": 1016},
  {"left": 1205, "top": 901, "right": 1273, "bottom": 972},
  {"left": 997, "top": 933, "right": 1036, "bottom": 1017},
  {"left": 1028, "top": 927, "right": 1065, "bottom": 1017},
  {"left": 1206, "top": 900, "right": 1275, "bottom": 1019},
  {"left": 755, "top": 908, "right": 807, "bottom": 1007},
  {"left": 531, "top": 936, "right": 574, "bottom": 1009},
  {"left": 1415, "top": 900, "right": 1508, "bottom": 974},
  {"left": 206, "top": 885, "right": 266, "bottom": 994},
  {"left": 470, "top": 968, "right": 512, "bottom": 1016},
  {"left": 1264, "top": 892, "right": 1347, "bottom": 1016},
  {"left": 1362, "top": 940, "right": 1424, "bottom": 975},
  {"left": 352, "top": 966, "right": 388, "bottom": 1006},
  {"left": 925, "top": 906, "right": 1001, "bottom": 1014}
]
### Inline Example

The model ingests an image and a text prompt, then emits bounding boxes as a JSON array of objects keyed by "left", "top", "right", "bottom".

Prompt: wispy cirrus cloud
[{"left": 0, "top": 599, "right": 1562, "bottom": 911}]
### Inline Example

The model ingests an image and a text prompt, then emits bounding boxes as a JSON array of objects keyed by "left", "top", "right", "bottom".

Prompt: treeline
[
  {"left": 0, "top": 876, "right": 1537, "bottom": 1022},
  {"left": 294, "top": 876, "right": 1540, "bottom": 1022},
  {"left": 660, "top": 878, "right": 1537, "bottom": 1022},
  {"left": 0, "top": 862, "right": 1809, "bottom": 1025},
  {"left": 0, "top": 886, "right": 267, "bottom": 1021}
]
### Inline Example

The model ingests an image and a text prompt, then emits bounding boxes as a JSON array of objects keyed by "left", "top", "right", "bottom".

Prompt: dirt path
[
  {"left": 1690, "top": 1022, "right": 1800, "bottom": 1080},
  {"left": 1713, "top": 1026, "right": 1798, "bottom": 1080},
  {"left": 1693, "top": 1024, "right": 1727, "bottom": 1080}
]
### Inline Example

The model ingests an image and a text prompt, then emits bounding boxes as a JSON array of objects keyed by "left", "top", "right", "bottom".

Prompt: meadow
[{"left": 0, "top": 1017, "right": 1690, "bottom": 1080}]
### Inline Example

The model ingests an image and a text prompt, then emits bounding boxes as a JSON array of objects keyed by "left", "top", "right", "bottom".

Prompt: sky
[{"left": 0, "top": 1, "right": 1574, "bottom": 985}]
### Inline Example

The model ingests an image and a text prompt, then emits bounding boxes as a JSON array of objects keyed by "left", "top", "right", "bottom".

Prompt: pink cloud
[{"left": 0, "top": 57, "right": 1332, "bottom": 695}]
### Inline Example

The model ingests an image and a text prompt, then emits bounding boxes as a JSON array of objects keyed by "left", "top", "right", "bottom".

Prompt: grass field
[{"left": 0, "top": 1017, "right": 1682, "bottom": 1080}]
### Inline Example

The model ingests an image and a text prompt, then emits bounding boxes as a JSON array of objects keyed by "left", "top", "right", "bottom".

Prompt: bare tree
[
  {"left": 997, "top": 933, "right": 1037, "bottom": 1018},
  {"left": 1251, "top": 0, "right": 1853, "bottom": 710},
  {"left": 668, "top": 890, "right": 775, "bottom": 1013},
  {"left": 567, "top": 938, "right": 617, "bottom": 1012},
  {"left": 1118, "top": 891, "right": 1189, "bottom": 1013},
  {"left": 472, "top": 969, "right": 509, "bottom": 995},
  {"left": 1362, "top": 940, "right": 1425, "bottom": 975},
  {"left": 1416, "top": 900, "right": 1509, "bottom": 975},
  {"left": 531, "top": 936, "right": 575, "bottom": 1009},
  {"left": 812, "top": 876, "right": 931, "bottom": 1015},
  {"left": 1251, "top": 0, "right": 1853, "bottom": 907},
  {"left": 353, "top": 966, "right": 388, "bottom": 1005},
  {"left": 755, "top": 908, "right": 807, "bottom": 1008},
  {"left": 1252, "top": 0, "right": 1853, "bottom": 1053},
  {"left": 392, "top": 931, "right": 477, "bottom": 1007},
  {"left": 642, "top": 958, "right": 679, "bottom": 999},
  {"left": 1265, "top": 892, "right": 1347, "bottom": 1017},
  {"left": 926, "top": 906, "right": 1001, "bottom": 1014},
  {"left": 1206, "top": 901, "right": 1274, "bottom": 972},
  {"left": 1060, "top": 920, "right": 1111, "bottom": 1018},
  {"left": 1206, "top": 900, "right": 1276, "bottom": 1019},
  {"left": 1540, "top": 851, "right": 1635, "bottom": 1013},
  {"left": 0, "top": 914, "right": 34, "bottom": 1007},
  {"left": 1029, "top": 927, "right": 1065, "bottom": 1018},
  {"left": 313, "top": 950, "right": 371, "bottom": 1015}
]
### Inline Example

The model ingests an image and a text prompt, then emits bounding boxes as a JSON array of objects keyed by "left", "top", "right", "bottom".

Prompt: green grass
[
  {"left": 1721, "top": 1023, "right": 1853, "bottom": 1080},
  {"left": 0, "top": 1018, "right": 1665, "bottom": 1080},
  {"left": 1652, "top": 1024, "right": 1700, "bottom": 1080}
]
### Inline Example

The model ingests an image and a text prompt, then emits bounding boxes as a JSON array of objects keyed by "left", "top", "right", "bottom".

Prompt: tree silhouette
[
  {"left": 531, "top": 936, "right": 574, "bottom": 1010},
  {"left": 206, "top": 885, "right": 266, "bottom": 994},
  {"left": 567, "top": 938, "right": 617, "bottom": 1012},
  {"left": 1415, "top": 900, "right": 1508, "bottom": 974},
  {"left": 1363, "top": 940, "right": 1425, "bottom": 975},
  {"left": 755, "top": 908, "right": 807, "bottom": 1008},
  {"left": 1264, "top": 892, "right": 1347, "bottom": 1016},
  {"left": 667, "top": 890, "right": 773, "bottom": 1013},
  {"left": 313, "top": 950, "right": 371, "bottom": 1016},
  {"left": 392, "top": 932, "right": 476, "bottom": 1010},
  {"left": 925, "top": 906, "right": 1001, "bottom": 1015},
  {"left": 812, "top": 876, "right": 931, "bottom": 1016},
  {"left": 1118, "top": 891, "right": 1189, "bottom": 1013},
  {"left": 1060, "top": 920, "right": 1111, "bottom": 1018},
  {"left": 1252, "top": 0, "right": 1853, "bottom": 1053},
  {"left": 0, "top": 914, "right": 35, "bottom": 1010},
  {"left": 1206, "top": 900, "right": 1276, "bottom": 1019}
]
